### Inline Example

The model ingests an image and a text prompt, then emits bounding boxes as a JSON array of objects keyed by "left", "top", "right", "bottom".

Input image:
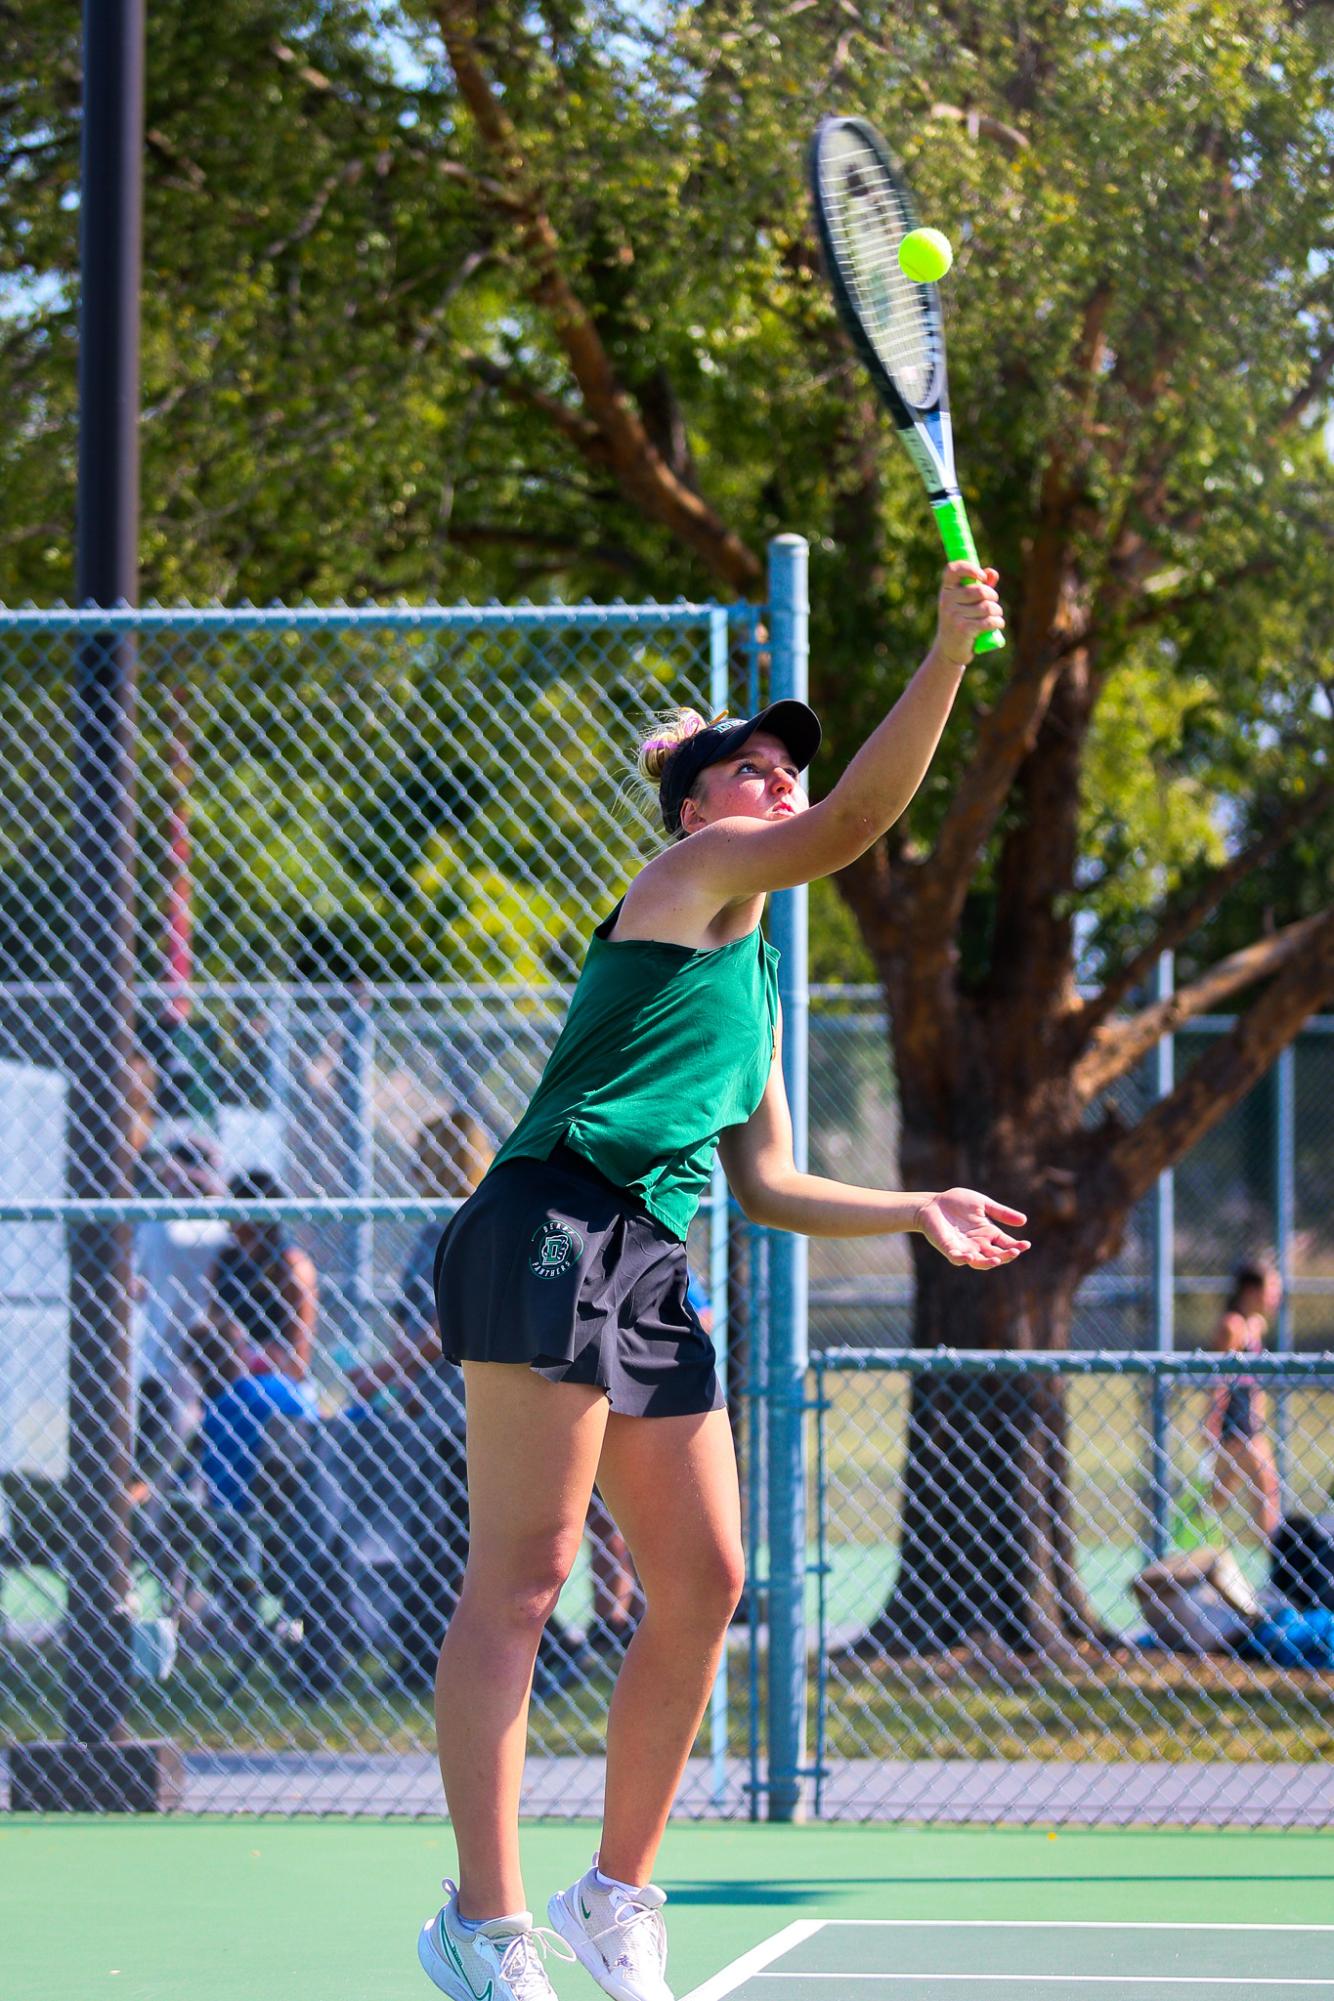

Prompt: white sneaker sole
[{"left": 547, "top": 1890, "right": 671, "bottom": 2001}]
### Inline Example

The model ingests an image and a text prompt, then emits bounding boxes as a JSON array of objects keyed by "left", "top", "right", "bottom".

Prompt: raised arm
[
  {"left": 718, "top": 1024, "right": 1029, "bottom": 1269},
  {"left": 673, "top": 562, "right": 1002, "bottom": 902}
]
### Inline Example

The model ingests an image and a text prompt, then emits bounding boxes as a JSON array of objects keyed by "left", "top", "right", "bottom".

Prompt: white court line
[
  {"left": 679, "top": 1916, "right": 1334, "bottom": 2001},
  {"left": 820, "top": 1922, "right": 1334, "bottom": 1933},
  {"left": 680, "top": 1921, "right": 827, "bottom": 2001},
  {"left": 752, "top": 1976, "right": 1334, "bottom": 1989}
]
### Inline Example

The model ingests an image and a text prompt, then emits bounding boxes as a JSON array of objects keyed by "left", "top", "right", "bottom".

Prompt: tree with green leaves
[
  {"left": 429, "top": 0, "right": 1334, "bottom": 1651},
  {"left": 3, "top": 0, "right": 1331, "bottom": 1650}
]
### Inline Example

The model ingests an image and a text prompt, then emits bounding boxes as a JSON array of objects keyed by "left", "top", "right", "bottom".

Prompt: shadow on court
[{"left": 667, "top": 1872, "right": 1334, "bottom": 1906}]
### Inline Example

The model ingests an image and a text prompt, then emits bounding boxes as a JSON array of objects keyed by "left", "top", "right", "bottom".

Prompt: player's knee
[
  {"left": 486, "top": 1535, "right": 582, "bottom": 1632},
  {"left": 719, "top": 1543, "right": 748, "bottom": 1617},
  {"left": 657, "top": 1540, "right": 745, "bottom": 1630}
]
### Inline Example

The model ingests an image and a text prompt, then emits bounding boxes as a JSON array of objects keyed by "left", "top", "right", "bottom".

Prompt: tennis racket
[{"left": 809, "top": 115, "right": 1004, "bottom": 654}]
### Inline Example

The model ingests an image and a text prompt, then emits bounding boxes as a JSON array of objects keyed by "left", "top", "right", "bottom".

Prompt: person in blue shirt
[{"left": 190, "top": 1315, "right": 314, "bottom": 1653}]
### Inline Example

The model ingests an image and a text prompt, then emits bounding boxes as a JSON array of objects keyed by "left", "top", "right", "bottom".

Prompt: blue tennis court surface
[{"left": 681, "top": 1921, "right": 1334, "bottom": 1999}]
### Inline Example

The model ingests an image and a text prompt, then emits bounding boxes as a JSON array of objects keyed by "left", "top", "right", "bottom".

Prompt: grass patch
[{"left": 820, "top": 1651, "right": 1334, "bottom": 1763}]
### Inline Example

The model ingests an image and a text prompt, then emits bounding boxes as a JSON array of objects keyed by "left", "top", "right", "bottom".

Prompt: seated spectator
[
  {"left": 130, "top": 1129, "right": 230, "bottom": 1621},
  {"left": 342, "top": 1107, "right": 489, "bottom": 1690},
  {"left": 209, "top": 1170, "right": 318, "bottom": 1404},
  {"left": 347, "top": 1106, "right": 491, "bottom": 1412},
  {"left": 132, "top": 1130, "right": 230, "bottom": 1503},
  {"left": 189, "top": 1316, "right": 314, "bottom": 1658},
  {"left": 581, "top": 1265, "right": 713, "bottom": 1661}
]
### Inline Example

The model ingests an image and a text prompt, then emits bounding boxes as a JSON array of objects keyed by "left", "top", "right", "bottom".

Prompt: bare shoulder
[
  {"left": 615, "top": 803, "right": 860, "bottom": 947},
  {"left": 613, "top": 841, "right": 760, "bottom": 950}
]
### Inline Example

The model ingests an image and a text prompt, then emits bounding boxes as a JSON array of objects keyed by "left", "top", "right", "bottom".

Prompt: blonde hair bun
[{"left": 635, "top": 707, "right": 728, "bottom": 784}]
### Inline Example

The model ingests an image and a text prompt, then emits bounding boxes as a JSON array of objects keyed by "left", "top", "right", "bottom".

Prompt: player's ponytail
[
  {"left": 636, "top": 707, "right": 712, "bottom": 784},
  {"left": 615, "top": 707, "right": 726, "bottom": 841}
]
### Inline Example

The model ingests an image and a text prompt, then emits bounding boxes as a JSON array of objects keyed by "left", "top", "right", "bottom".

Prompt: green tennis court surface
[{"left": 3, "top": 1821, "right": 1331, "bottom": 2000}]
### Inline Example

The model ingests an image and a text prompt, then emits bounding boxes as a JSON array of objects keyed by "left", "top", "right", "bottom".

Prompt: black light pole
[
  {"left": 66, "top": 0, "right": 143, "bottom": 1755},
  {"left": 12, "top": 0, "right": 181, "bottom": 1811}
]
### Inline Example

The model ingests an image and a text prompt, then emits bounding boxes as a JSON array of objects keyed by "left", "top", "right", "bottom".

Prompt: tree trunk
[{"left": 859, "top": 1250, "right": 1106, "bottom": 1659}]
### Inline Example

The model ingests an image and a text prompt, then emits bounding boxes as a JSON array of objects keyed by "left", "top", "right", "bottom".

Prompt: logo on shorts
[{"left": 529, "top": 1220, "right": 584, "bottom": 1281}]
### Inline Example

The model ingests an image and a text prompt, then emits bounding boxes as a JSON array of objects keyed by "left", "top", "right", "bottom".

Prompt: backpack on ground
[{"left": 1131, "top": 1546, "right": 1261, "bottom": 1654}]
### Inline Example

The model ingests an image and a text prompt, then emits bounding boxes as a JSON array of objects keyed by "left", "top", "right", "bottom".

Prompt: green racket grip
[{"left": 932, "top": 495, "right": 1005, "bottom": 655}]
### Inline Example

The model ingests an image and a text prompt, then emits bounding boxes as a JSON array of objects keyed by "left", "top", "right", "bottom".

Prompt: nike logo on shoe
[{"left": 441, "top": 1922, "right": 493, "bottom": 2001}]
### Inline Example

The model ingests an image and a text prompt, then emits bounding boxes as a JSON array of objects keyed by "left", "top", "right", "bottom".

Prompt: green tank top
[{"left": 489, "top": 900, "right": 780, "bottom": 1240}]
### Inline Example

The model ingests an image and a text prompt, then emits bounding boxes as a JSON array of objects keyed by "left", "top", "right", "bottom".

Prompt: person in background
[
  {"left": 583, "top": 1490, "right": 643, "bottom": 1660},
  {"left": 132, "top": 1129, "right": 231, "bottom": 1499},
  {"left": 189, "top": 1313, "right": 314, "bottom": 1660},
  {"left": 343, "top": 1109, "right": 489, "bottom": 1691},
  {"left": 344, "top": 1108, "right": 604, "bottom": 1694},
  {"left": 347, "top": 1108, "right": 493, "bottom": 1412},
  {"left": 1208, "top": 1259, "right": 1283, "bottom": 1544},
  {"left": 209, "top": 1169, "right": 319, "bottom": 1403},
  {"left": 584, "top": 1265, "right": 715, "bottom": 1660}
]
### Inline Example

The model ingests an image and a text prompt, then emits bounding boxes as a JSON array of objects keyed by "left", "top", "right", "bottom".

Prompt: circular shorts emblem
[{"left": 529, "top": 1219, "right": 584, "bottom": 1281}]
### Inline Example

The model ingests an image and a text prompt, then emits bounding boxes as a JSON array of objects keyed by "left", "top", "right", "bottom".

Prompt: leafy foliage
[{"left": 2, "top": 0, "right": 1329, "bottom": 989}]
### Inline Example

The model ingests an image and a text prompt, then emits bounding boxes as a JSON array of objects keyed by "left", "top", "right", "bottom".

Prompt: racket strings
[{"left": 818, "top": 136, "right": 936, "bottom": 407}]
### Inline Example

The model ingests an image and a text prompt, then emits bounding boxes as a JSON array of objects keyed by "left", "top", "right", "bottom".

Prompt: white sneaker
[
  {"left": 548, "top": 1861, "right": 673, "bottom": 2001},
  {"left": 419, "top": 1881, "right": 575, "bottom": 2001}
]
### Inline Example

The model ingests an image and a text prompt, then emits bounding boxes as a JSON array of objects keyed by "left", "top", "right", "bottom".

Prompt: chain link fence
[
  {"left": 2, "top": 586, "right": 1331, "bottom": 1823},
  {"left": 804, "top": 995, "right": 1334, "bottom": 1357},
  {"left": 0, "top": 595, "right": 762, "bottom": 1815},
  {"left": 811, "top": 1350, "right": 1334, "bottom": 1826},
  {"left": 795, "top": 998, "right": 1334, "bottom": 1827}
]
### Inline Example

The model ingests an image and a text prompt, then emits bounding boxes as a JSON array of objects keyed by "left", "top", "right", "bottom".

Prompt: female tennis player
[{"left": 419, "top": 560, "right": 1024, "bottom": 2001}]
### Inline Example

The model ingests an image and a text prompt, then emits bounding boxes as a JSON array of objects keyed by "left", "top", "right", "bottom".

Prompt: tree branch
[
  {"left": 463, "top": 354, "right": 609, "bottom": 460},
  {"left": 1073, "top": 779, "right": 1334, "bottom": 1048},
  {"left": 1278, "top": 331, "right": 1334, "bottom": 432},
  {"left": 989, "top": 650, "right": 1097, "bottom": 1023},
  {"left": 912, "top": 640, "right": 1071, "bottom": 946},
  {"left": 1103, "top": 905, "right": 1334, "bottom": 1211},
  {"left": 409, "top": 248, "right": 494, "bottom": 356},
  {"left": 1078, "top": 552, "right": 1285, "bottom": 662},
  {"left": 1073, "top": 909, "right": 1331, "bottom": 1105},
  {"left": 264, "top": 159, "right": 365, "bottom": 260},
  {"left": 926, "top": 102, "right": 1031, "bottom": 153},
  {"left": 432, "top": 0, "right": 763, "bottom": 593},
  {"left": 911, "top": 287, "right": 1112, "bottom": 947}
]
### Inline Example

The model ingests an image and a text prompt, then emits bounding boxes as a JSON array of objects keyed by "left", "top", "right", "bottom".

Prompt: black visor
[{"left": 658, "top": 700, "right": 821, "bottom": 836}]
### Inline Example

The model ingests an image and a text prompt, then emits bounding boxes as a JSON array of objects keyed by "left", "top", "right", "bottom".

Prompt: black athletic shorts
[
  {"left": 432, "top": 1143, "right": 723, "bottom": 1419},
  {"left": 1219, "top": 1385, "right": 1260, "bottom": 1441}
]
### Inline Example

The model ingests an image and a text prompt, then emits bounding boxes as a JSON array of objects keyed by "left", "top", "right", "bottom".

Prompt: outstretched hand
[{"left": 916, "top": 1188, "right": 1030, "bottom": 1270}]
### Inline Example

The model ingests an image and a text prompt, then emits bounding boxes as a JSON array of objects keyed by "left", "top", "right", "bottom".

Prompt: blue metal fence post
[
  {"left": 1149, "top": 951, "right": 1175, "bottom": 1557},
  {"left": 1274, "top": 1044, "right": 1295, "bottom": 1492},
  {"left": 332, "top": 987, "right": 376, "bottom": 1371},
  {"left": 708, "top": 604, "right": 732, "bottom": 1805},
  {"left": 765, "top": 535, "right": 810, "bottom": 1821}
]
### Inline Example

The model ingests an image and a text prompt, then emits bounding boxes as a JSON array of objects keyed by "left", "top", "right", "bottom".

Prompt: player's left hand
[
  {"left": 916, "top": 1187, "right": 1030, "bottom": 1269},
  {"left": 935, "top": 562, "right": 1003, "bottom": 664}
]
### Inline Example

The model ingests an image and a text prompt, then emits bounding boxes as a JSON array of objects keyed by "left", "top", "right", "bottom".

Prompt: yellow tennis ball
[{"left": 899, "top": 228, "right": 954, "bottom": 283}]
